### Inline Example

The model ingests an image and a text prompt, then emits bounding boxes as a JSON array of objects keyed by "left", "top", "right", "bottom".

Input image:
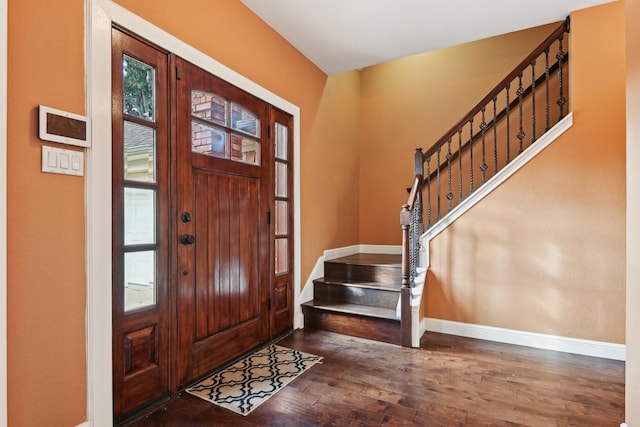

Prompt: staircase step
[
  {"left": 313, "top": 278, "right": 400, "bottom": 309},
  {"left": 302, "top": 301, "right": 401, "bottom": 345},
  {"left": 325, "top": 253, "right": 401, "bottom": 284}
]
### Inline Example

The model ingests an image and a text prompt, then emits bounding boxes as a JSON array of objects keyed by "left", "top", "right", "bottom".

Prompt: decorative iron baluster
[
  {"left": 425, "top": 157, "right": 431, "bottom": 228},
  {"left": 493, "top": 97, "right": 498, "bottom": 174},
  {"left": 557, "top": 33, "right": 566, "bottom": 118},
  {"left": 517, "top": 73, "right": 525, "bottom": 153},
  {"left": 479, "top": 107, "right": 488, "bottom": 184},
  {"left": 469, "top": 118, "right": 474, "bottom": 192},
  {"left": 531, "top": 60, "right": 536, "bottom": 143},
  {"left": 446, "top": 138, "right": 453, "bottom": 212},
  {"left": 436, "top": 147, "right": 441, "bottom": 221},
  {"left": 409, "top": 193, "right": 422, "bottom": 287},
  {"left": 458, "top": 129, "right": 463, "bottom": 202},
  {"left": 544, "top": 47, "right": 550, "bottom": 131},
  {"left": 506, "top": 83, "right": 511, "bottom": 163}
]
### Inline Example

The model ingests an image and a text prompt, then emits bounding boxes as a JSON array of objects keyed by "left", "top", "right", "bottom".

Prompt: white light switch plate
[{"left": 42, "top": 145, "right": 84, "bottom": 176}]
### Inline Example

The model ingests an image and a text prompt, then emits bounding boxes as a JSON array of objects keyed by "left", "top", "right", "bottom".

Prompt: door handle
[{"left": 180, "top": 234, "right": 196, "bottom": 245}]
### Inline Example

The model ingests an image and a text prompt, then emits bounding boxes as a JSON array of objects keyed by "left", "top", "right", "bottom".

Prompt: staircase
[{"left": 301, "top": 253, "right": 402, "bottom": 345}]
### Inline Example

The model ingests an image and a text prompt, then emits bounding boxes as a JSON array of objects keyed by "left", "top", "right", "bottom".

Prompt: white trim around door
[{"left": 86, "top": 1, "right": 301, "bottom": 425}]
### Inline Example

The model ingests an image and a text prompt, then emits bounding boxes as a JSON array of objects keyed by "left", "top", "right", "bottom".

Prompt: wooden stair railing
[{"left": 399, "top": 18, "right": 571, "bottom": 347}]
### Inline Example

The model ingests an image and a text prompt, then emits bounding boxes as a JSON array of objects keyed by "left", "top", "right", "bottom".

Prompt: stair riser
[
  {"left": 324, "top": 263, "right": 401, "bottom": 284},
  {"left": 314, "top": 281, "right": 399, "bottom": 309},
  {"left": 302, "top": 305, "right": 401, "bottom": 346}
]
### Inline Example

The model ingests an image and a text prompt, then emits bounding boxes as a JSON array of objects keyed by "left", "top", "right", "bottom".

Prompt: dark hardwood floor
[{"left": 127, "top": 329, "right": 625, "bottom": 426}]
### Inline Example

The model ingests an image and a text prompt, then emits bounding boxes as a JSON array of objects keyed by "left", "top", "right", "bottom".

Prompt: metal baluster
[
  {"left": 531, "top": 60, "right": 536, "bottom": 143},
  {"left": 544, "top": 47, "right": 550, "bottom": 131},
  {"left": 426, "top": 157, "right": 431, "bottom": 228},
  {"left": 458, "top": 129, "right": 463, "bottom": 203},
  {"left": 436, "top": 146, "right": 441, "bottom": 221},
  {"left": 506, "top": 83, "right": 511, "bottom": 163},
  {"left": 469, "top": 119, "right": 474, "bottom": 192},
  {"left": 493, "top": 97, "right": 498, "bottom": 174},
  {"left": 480, "top": 107, "right": 488, "bottom": 184},
  {"left": 446, "top": 138, "right": 453, "bottom": 212},
  {"left": 517, "top": 73, "right": 525, "bottom": 153},
  {"left": 557, "top": 33, "right": 566, "bottom": 118}
]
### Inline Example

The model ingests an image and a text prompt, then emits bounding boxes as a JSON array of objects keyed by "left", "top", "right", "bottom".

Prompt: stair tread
[
  {"left": 315, "top": 278, "right": 401, "bottom": 291},
  {"left": 327, "top": 253, "right": 401, "bottom": 267},
  {"left": 302, "top": 300, "right": 399, "bottom": 321}
]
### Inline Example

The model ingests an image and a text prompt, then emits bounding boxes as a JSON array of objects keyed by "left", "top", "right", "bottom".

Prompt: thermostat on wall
[{"left": 39, "top": 105, "right": 91, "bottom": 148}]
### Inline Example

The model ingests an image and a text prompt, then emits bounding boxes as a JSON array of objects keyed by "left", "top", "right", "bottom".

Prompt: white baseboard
[
  {"left": 76, "top": 421, "right": 91, "bottom": 427},
  {"left": 620, "top": 423, "right": 628, "bottom": 427},
  {"left": 422, "top": 318, "right": 626, "bottom": 361}
]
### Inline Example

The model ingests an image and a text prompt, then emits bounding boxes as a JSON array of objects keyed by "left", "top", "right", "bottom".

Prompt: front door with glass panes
[{"left": 111, "top": 29, "right": 294, "bottom": 418}]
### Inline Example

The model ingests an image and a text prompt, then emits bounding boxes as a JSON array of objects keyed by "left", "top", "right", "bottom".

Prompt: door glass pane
[
  {"left": 192, "top": 121, "right": 227, "bottom": 158},
  {"left": 275, "top": 238, "right": 288, "bottom": 274},
  {"left": 124, "top": 250, "right": 156, "bottom": 311},
  {"left": 123, "top": 55, "right": 156, "bottom": 122},
  {"left": 275, "top": 162, "right": 287, "bottom": 197},
  {"left": 275, "top": 122, "right": 288, "bottom": 160},
  {"left": 124, "top": 121, "right": 156, "bottom": 183},
  {"left": 192, "top": 90, "right": 227, "bottom": 126},
  {"left": 231, "top": 102, "right": 259, "bottom": 137},
  {"left": 230, "top": 133, "right": 260, "bottom": 165},
  {"left": 124, "top": 188, "right": 156, "bottom": 245},
  {"left": 275, "top": 200, "right": 287, "bottom": 235}
]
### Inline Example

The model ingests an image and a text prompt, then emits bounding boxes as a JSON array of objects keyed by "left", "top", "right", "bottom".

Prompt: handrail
[
  {"left": 422, "top": 17, "right": 570, "bottom": 161},
  {"left": 424, "top": 54, "right": 567, "bottom": 183}
]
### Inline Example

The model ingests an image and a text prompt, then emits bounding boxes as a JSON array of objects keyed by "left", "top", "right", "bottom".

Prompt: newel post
[{"left": 400, "top": 204, "right": 412, "bottom": 347}]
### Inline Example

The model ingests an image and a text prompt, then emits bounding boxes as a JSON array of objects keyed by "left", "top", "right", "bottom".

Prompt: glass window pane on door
[
  {"left": 275, "top": 122, "right": 288, "bottom": 160},
  {"left": 124, "top": 250, "right": 156, "bottom": 312},
  {"left": 231, "top": 102, "right": 259, "bottom": 137},
  {"left": 192, "top": 121, "right": 227, "bottom": 158},
  {"left": 123, "top": 55, "right": 156, "bottom": 122},
  {"left": 275, "top": 238, "right": 288, "bottom": 274},
  {"left": 124, "top": 121, "right": 156, "bottom": 183},
  {"left": 275, "top": 162, "right": 287, "bottom": 197},
  {"left": 124, "top": 187, "right": 156, "bottom": 245},
  {"left": 275, "top": 200, "right": 287, "bottom": 235},
  {"left": 230, "top": 133, "right": 260, "bottom": 165},
  {"left": 191, "top": 90, "right": 227, "bottom": 126}
]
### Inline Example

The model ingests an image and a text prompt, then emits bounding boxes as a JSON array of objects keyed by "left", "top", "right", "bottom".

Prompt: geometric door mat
[{"left": 186, "top": 344, "right": 323, "bottom": 416}]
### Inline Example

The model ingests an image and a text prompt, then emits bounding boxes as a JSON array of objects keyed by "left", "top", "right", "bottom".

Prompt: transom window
[{"left": 191, "top": 90, "right": 261, "bottom": 165}]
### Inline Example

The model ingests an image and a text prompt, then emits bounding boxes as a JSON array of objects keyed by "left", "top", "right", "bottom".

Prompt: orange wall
[
  {"left": 7, "top": 0, "right": 87, "bottom": 426},
  {"left": 358, "top": 23, "right": 561, "bottom": 244},
  {"left": 423, "top": 2, "right": 626, "bottom": 343}
]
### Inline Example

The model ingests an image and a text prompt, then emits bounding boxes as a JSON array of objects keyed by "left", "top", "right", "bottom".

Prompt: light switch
[
  {"left": 60, "top": 152, "right": 70, "bottom": 169},
  {"left": 42, "top": 145, "right": 84, "bottom": 176}
]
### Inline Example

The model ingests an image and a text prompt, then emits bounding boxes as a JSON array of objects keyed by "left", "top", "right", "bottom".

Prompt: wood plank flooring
[{"left": 126, "top": 329, "right": 625, "bottom": 426}]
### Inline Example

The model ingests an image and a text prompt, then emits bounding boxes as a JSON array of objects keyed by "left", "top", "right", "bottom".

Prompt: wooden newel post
[{"left": 400, "top": 204, "right": 412, "bottom": 347}]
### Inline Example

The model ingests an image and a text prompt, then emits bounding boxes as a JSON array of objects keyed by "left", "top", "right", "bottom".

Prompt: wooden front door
[
  {"left": 112, "top": 30, "right": 294, "bottom": 418},
  {"left": 174, "top": 58, "right": 271, "bottom": 385}
]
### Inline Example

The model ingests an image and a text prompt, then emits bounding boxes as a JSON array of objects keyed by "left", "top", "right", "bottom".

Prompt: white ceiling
[{"left": 241, "top": 0, "right": 618, "bottom": 75}]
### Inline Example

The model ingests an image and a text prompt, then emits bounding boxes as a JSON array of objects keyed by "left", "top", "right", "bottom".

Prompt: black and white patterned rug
[{"left": 186, "top": 344, "right": 323, "bottom": 416}]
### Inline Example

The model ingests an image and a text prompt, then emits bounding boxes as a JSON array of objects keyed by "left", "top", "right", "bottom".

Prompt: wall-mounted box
[{"left": 39, "top": 105, "right": 91, "bottom": 148}]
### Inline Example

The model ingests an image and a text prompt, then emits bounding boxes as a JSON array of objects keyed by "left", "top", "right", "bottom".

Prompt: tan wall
[
  {"left": 626, "top": 0, "right": 640, "bottom": 422},
  {"left": 422, "top": 1, "right": 626, "bottom": 343},
  {"left": 7, "top": 0, "right": 87, "bottom": 426},
  {"left": 358, "top": 22, "right": 560, "bottom": 244}
]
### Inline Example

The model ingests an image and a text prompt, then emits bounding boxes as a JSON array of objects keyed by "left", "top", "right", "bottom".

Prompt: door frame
[{"left": 86, "top": 1, "right": 301, "bottom": 425}]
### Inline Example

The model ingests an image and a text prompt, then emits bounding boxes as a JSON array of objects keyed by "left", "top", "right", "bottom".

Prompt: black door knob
[{"left": 181, "top": 234, "right": 195, "bottom": 245}]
